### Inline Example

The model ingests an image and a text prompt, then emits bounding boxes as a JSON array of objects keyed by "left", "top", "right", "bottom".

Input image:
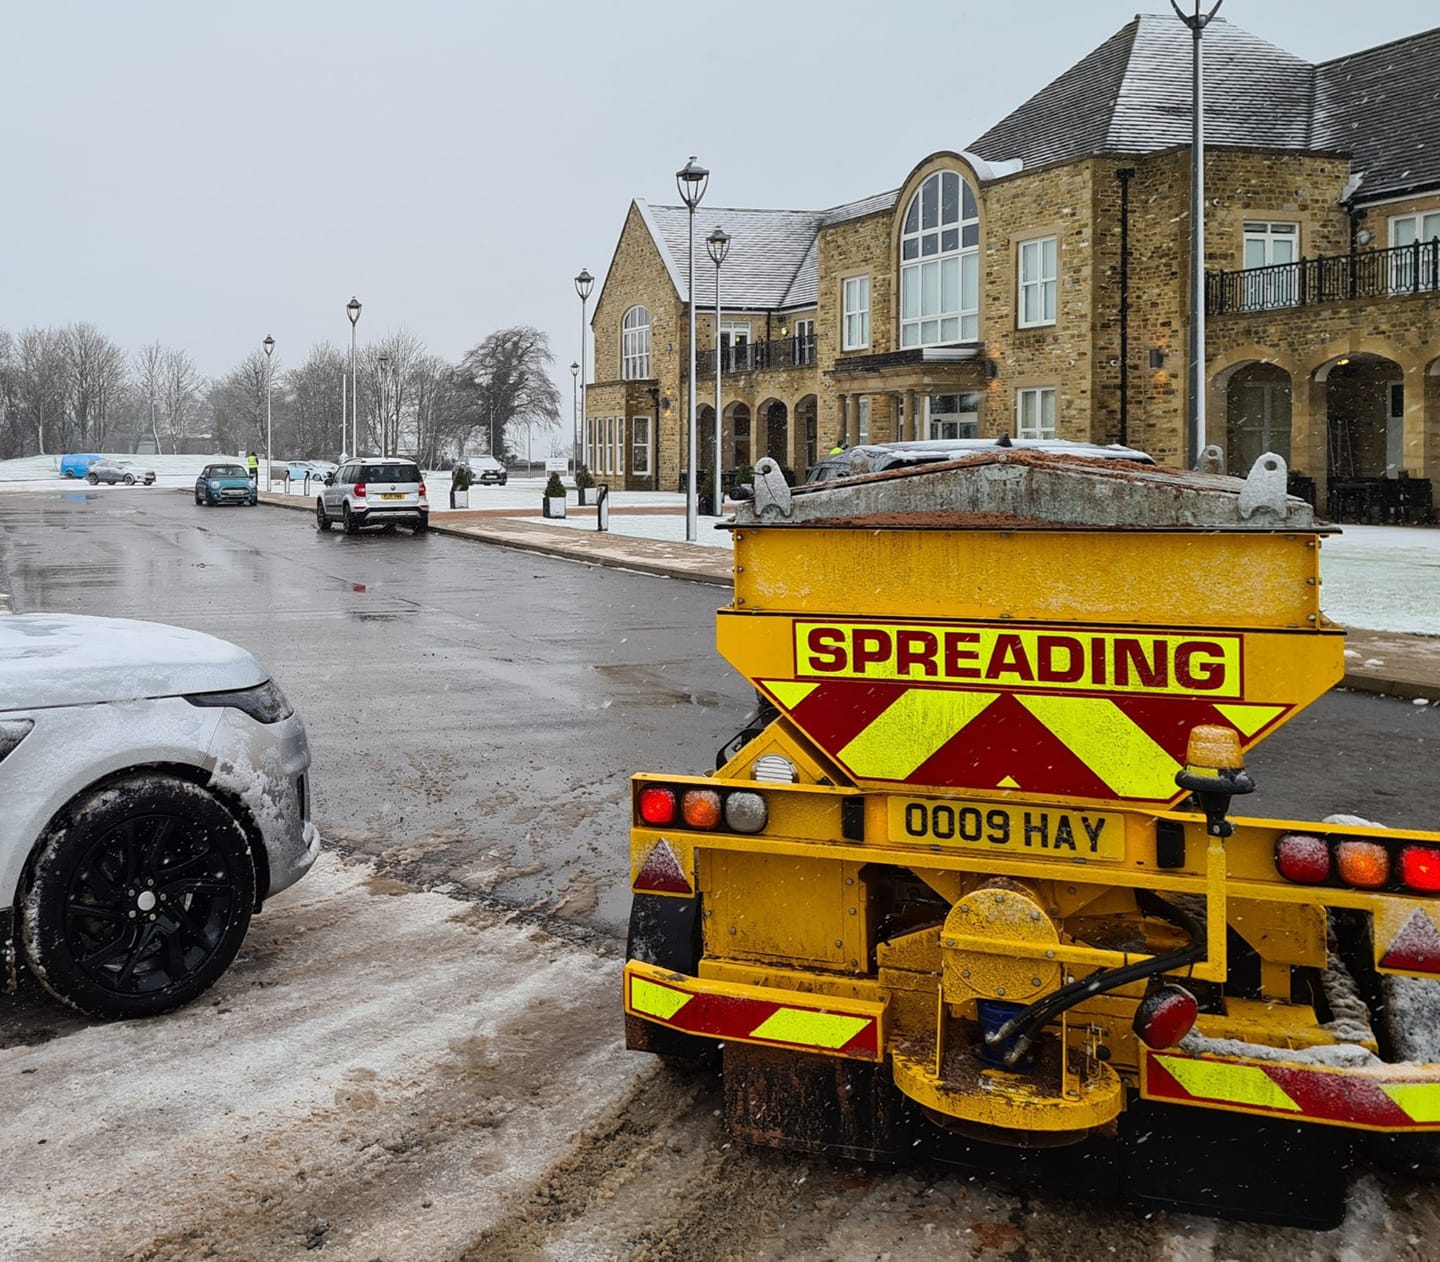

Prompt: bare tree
[
  {"left": 16, "top": 327, "right": 70, "bottom": 455},
  {"left": 285, "top": 343, "right": 347, "bottom": 458},
  {"left": 455, "top": 326, "right": 562, "bottom": 463},
  {"left": 161, "top": 348, "right": 204, "bottom": 451},
  {"left": 63, "top": 323, "right": 128, "bottom": 447},
  {"left": 208, "top": 351, "right": 271, "bottom": 456},
  {"left": 410, "top": 353, "right": 463, "bottom": 469},
  {"left": 135, "top": 343, "right": 165, "bottom": 453}
]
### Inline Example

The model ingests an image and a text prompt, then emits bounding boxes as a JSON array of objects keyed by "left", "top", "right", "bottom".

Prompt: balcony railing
[
  {"left": 697, "top": 333, "right": 817, "bottom": 376},
  {"left": 1206, "top": 238, "right": 1440, "bottom": 316}
]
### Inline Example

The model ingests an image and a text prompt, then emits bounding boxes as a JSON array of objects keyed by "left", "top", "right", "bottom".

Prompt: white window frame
[
  {"left": 925, "top": 394, "right": 979, "bottom": 440},
  {"left": 1016, "top": 387, "right": 1057, "bottom": 440},
  {"left": 1389, "top": 212, "right": 1440, "bottom": 292},
  {"left": 793, "top": 317, "right": 816, "bottom": 365},
  {"left": 631, "top": 415, "right": 651, "bottom": 475},
  {"left": 1017, "top": 236, "right": 1057, "bottom": 328},
  {"left": 842, "top": 276, "right": 870, "bottom": 351},
  {"left": 900, "top": 170, "right": 980, "bottom": 348},
  {"left": 1240, "top": 222, "right": 1300, "bottom": 310},
  {"left": 720, "top": 320, "right": 752, "bottom": 372},
  {"left": 621, "top": 306, "right": 651, "bottom": 380}
]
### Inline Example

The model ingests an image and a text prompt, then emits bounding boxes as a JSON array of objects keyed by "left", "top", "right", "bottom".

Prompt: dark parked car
[
  {"left": 196, "top": 462, "right": 258, "bottom": 506},
  {"left": 86, "top": 459, "right": 156, "bottom": 486}
]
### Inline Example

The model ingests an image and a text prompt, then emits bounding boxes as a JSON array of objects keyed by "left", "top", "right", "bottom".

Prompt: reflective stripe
[
  {"left": 1019, "top": 695, "right": 1178, "bottom": 801},
  {"left": 839, "top": 688, "right": 997, "bottom": 781},
  {"left": 624, "top": 961, "right": 884, "bottom": 1061},
  {"left": 1144, "top": 1048, "right": 1440, "bottom": 1131}
]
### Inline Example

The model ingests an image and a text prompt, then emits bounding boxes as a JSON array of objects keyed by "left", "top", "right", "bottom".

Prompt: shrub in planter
[
  {"left": 543, "top": 471, "right": 567, "bottom": 519},
  {"left": 575, "top": 464, "right": 595, "bottom": 506},
  {"left": 450, "top": 462, "right": 472, "bottom": 508}
]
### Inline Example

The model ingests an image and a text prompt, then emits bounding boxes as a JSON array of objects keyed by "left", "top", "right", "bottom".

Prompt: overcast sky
[{"left": 3, "top": 0, "right": 1436, "bottom": 397}]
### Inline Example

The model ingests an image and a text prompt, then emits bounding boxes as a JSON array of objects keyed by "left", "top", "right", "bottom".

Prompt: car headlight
[
  {"left": 210, "top": 480, "right": 220, "bottom": 488},
  {"left": 184, "top": 679, "right": 294, "bottom": 723}
]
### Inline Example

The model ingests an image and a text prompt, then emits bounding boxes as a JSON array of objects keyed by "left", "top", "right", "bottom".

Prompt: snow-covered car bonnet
[{"left": 0, "top": 614, "right": 266, "bottom": 711}]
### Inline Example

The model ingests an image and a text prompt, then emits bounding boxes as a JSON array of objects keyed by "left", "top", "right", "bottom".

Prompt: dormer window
[
  {"left": 900, "top": 171, "right": 979, "bottom": 347},
  {"left": 621, "top": 306, "right": 651, "bottom": 379}
]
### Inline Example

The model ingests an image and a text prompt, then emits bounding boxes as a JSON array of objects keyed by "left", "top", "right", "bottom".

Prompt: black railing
[
  {"left": 697, "top": 334, "right": 818, "bottom": 375},
  {"left": 1207, "top": 238, "right": 1440, "bottom": 315}
]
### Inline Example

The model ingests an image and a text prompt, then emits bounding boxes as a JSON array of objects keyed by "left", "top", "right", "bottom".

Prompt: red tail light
[
  {"left": 354, "top": 482, "right": 367, "bottom": 498},
  {"left": 637, "top": 786, "right": 677, "bottom": 826},
  {"left": 418, "top": 481, "right": 427, "bottom": 497},
  {"left": 1401, "top": 846, "right": 1440, "bottom": 893},
  {"left": 1133, "top": 984, "right": 1198, "bottom": 1049},
  {"left": 1275, "top": 833, "right": 1331, "bottom": 884}
]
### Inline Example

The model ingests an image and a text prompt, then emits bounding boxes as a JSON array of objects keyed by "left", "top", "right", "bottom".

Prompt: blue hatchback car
[{"left": 195, "top": 461, "right": 257, "bottom": 506}]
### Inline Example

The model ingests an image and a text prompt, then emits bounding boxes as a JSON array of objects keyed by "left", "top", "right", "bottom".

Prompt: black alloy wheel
[
  {"left": 122, "top": 474, "right": 135, "bottom": 485},
  {"left": 20, "top": 775, "right": 256, "bottom": 1019},
  {"left": 86, "top": 473, "right": 98, "bottom": 485},
  {"left": 343, "top": 504, "right": 358, "bottom": 535},
  {"left": 316, "top": 500, "right": 331, "bottom": 531}
]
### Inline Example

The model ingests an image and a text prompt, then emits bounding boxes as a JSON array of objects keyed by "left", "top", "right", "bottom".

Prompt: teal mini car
[{"left": 195, "top": 462, "right": 257, "bottom": 506}]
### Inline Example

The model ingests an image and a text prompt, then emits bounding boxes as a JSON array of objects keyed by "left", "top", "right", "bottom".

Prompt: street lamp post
[
  {"left": 676, "top": 156, "right": 709, "bottom": 541},
  {"left": 574, "top": 269, "right": 593, "bottom": 479},
  {"left": 346, "top": 297, "right": 361, "bottom": 457},
  {"left": 706, "top": 226, "right": 730, "bottom": 516},
  {"left": 569, "top": 361, "right": 580, "bottom": 472},
  {"left": 262, "top": 334, "right": 275, "bottom": 493},
  {"left": 378, "top": 352, "right": 390, "bottom": 457},
  {"left": 1171, "top": 0, "right": 1223, "bottom": 468}
]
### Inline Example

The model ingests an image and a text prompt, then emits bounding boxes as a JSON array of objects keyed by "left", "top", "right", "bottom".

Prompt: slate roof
[
  {"left": 968, "top": 14, "right": 1440, "bottom": 202},
  {"left": 968, "top": 15, "right": 1315, "bottom": 168},
  {"left": 623, "top": 17, "right": 1440, "bottom": 317},
  {"left": 1314, "top": 27, "right": 1440, "bottom": 199}
]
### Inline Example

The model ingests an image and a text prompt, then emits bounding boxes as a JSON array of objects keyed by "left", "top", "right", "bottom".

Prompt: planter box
[
  {"left": 544, "top": 496, "right": 567, "bottom": 519},
  {"left": 451, "top": 490, "right": 469, "bottom": 509}
]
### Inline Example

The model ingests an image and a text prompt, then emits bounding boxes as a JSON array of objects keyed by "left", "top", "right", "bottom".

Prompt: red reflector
[
  {"left": 1275, "top": 833, "right": 1331, "bottom": 884},
  {"left": 634, "top": 839, "right": 692, "bottom": 894},
  {"left": 681, "top": 788, "right": 723, "bottom": 829},
  {"left": 1335, "top": 840, "right": 1391, "bottom": 889},
  {"left": 354, "top": 482, "right": 367, "bottom": 498},
  {"left": 1379, "top": 909, "right": 1440, "bottom": 973},
  {"left": 1133, "top": 984, "right": 1198, "bottom": 1050},
  {"left": 637, "top": 786, "right": 676, "bottom": 826},
  {"left": 1401, "top": 847, "right": 1440, "bottom": 894}
]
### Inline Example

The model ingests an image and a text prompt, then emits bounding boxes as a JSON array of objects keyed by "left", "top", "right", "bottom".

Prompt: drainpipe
[{"left": 1116, "top": 167, "right": 1135, "bottom": 448}]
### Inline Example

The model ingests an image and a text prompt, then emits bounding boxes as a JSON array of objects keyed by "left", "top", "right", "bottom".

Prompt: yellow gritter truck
[{"left": 622, "top": 447, "right": 1440, "bottom": 1227}]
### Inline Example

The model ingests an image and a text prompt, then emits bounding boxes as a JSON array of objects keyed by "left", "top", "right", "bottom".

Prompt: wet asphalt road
[
  {"left": 0, "top": 487, "right": 755, "bottom": 936},
  {"left": 2, "top": 486, "right": 1438, "bottom": 941}
]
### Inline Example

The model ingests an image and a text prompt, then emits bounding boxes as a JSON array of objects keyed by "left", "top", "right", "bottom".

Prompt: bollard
[{"left": 596, "top": 482, "right": 609, "bottom": 532}]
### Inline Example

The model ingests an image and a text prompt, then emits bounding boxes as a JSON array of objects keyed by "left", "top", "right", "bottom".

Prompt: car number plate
[
  {"left": 888, "top": 798, "right": 1125, "bottom": 861},
  {"left": 380, "top": 492, "right": 404, "bottom": 500}
]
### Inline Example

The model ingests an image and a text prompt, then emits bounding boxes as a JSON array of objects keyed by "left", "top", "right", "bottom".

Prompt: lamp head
[
  {"left": 706, "top": 225, "right": 731, "bottom": 267},
  {"left": 570, "top": 361, "right": 579, "bottom": 377},
  {"left": 263, "top": 335, "right": 275, "bottom": 357},
  {"left": 574, "top": 268, "right": 594, "bottom": 301},
  {"left": 676, "top": 156, "right": 710, "bottom": 210},
  {"left": 346, "top": 296, "right": 361, "bottom": 326}
]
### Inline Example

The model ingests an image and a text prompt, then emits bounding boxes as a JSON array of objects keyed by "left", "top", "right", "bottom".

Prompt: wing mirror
[{"left": 324, "top": 473, "right": 335, "bottom": 486}]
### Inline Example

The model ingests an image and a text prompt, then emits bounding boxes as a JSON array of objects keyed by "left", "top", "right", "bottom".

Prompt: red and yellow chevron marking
[
  {"left": 1142, "top": 1048, "right": 1440, "bottom": 1131},
  {"left": 760, "top": 677, "right": 1290, "bottom": 804},
  {"left": 623, "top": 960, "right": 884, "bottom": 1061}
]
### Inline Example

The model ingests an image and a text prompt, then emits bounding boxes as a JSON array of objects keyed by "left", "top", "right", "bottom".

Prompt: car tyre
[
  {"left": 86, "top": 473, "right": 98, "bottom": 485},
  {"left": 195, "top": 490, "right": 204, "bottom": 505},
  {"left": 19, "top": 774, "right": 256, "bottom": 1020},
  {"left": 343, "top": 504, "right": 359, "bottom": 535},
  {"left": 414, "top": 512, "right": 429, "bottom": 534},
  {"left": 122, "top": 474, "right": 135, "bottom": 485},
  {"left": 316, "top": 500, "right": 332, "bottom": 531}
]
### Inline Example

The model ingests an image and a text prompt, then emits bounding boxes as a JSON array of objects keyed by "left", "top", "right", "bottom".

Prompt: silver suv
[{"left": 316, "top": 458, "right": 429, "bottom": 535}]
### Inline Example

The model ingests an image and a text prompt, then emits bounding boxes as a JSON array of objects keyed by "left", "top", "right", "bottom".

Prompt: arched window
[
  {"left": 621, "top": 306, "right": 651, "bottom": 379},
  {"left": 900, "top": 171, "right": 979, "bottom": 347}
]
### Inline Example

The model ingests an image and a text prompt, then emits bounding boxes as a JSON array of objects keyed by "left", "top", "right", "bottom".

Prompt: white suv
[
  {"left": 316, "top": 458, "right": 429, "bottom": 534},
  {"left": 0, "top": 614, "right": 318, "bottom": 1019}
]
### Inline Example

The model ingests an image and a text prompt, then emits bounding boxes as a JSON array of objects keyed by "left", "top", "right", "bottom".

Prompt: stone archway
[
  {"left": 1221, "top": 361, "right": 1294, "bottom": 474},
  {"left": 1315, "top": 351, "right": 1405, "bottom": 481},
  {"left": 757, "top": 397, "right": 789, "bottom": 474},
  {"left": 726, "top": 402, "right": 752, "bottom": 470},
  {"left": 795, "top": 394, "right": 819, "bottom": 475}
]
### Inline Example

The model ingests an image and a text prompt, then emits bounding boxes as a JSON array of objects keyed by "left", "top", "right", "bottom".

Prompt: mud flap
[
  {"left": 625, "top": 893, "right": 711, "bottom": 1060},
  {"left": 721, "top": 1044, "right": 1349, "bottom": 1229}
]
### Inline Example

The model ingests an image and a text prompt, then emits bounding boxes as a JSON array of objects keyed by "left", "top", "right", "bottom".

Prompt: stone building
[{"left": 582, "top": 15, "right": 1440, "bottom": 518}]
